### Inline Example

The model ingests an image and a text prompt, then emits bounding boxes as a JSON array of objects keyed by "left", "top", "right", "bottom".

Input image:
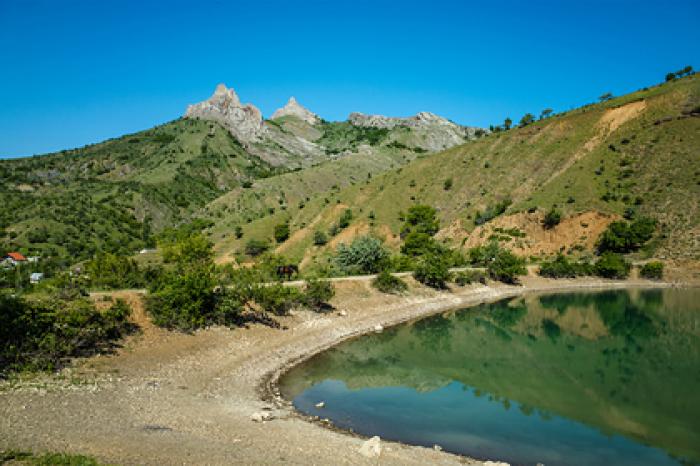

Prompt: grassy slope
[
  {"left": 212, "top": 75, "right": 699, "bottom": 265},
  {"left": 0, "top": 118, "right": 279, "bottom": 260}
]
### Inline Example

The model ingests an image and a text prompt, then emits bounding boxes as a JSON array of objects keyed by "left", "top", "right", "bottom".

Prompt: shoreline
[
  {"left": 261, "top": 279, "right": 684, "bottom": 458},
  {"left": 0, "top": 277, "right": 694, "bottom": 465}
]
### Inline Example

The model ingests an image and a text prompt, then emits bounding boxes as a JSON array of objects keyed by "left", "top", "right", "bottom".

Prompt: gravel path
[{"left": 0, "top": 276, "right": 682, "bottom": 465}]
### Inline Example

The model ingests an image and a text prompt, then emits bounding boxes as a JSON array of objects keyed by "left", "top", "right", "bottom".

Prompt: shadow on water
[{"left": 280, "top": 288, "right": 700, "bottom": 466}]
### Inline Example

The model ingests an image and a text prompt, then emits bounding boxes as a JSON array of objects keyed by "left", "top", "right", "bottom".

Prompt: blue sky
[{"left": 1, "top": 0, "right": 698, "bottom": 158}]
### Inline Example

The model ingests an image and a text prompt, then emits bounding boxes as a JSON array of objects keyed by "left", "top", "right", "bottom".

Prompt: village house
[
  {"left": 1, "top": 252, "right": 27, "bottom": 267},
  {"left": 30, "top": 272, "right": 44, "bottom": 284}
]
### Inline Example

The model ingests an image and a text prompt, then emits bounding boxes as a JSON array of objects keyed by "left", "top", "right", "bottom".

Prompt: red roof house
[{"left": 2, "top": 252, "right": 27, "bottom": 266}]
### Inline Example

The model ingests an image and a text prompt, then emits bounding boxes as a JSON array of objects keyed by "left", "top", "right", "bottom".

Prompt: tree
[
  {"left": 540, "top": 108, "right": 553, "bottom": 120},
  {"left": 594, "top": 252, "right": 630, "bottom": 279},
  {"left": 666, "top": 72, "right": 676, "bottom": 82},
  {"left": 487, "top": 248, "right": 526, "bottom": 284},
  {"left": 542, "top": 208, "right": 562, "bottom": 229},
  {"left": 519, "top": 113, "right": 535, "bottom": 127},
  {"left": 597, "top": 217, "right": 656, "bottom": 254},
  {"left": 313, "top": 230, "right": 328, "bottom": 246},
  {"left": 273, "top": 223, "right": 290, "bottom": 243},
  {"left": 640, "top": 261, "right": 663, "bottom": 280},
  {"left": 245, "top": 239, "right": 269, "bottom": 257},
  {"left": 401, "top": 205, "right": 439, "bottom": 237},
  {"left": 413, "top": 253, "right": 451, "bottom": 289},
  {"left": 303, "top": 278, "right": 335, "bottom": 311},
  {"left": 599, "top": 92, "right": 613, "bottom": 102},
  {"left": 335, "top": 236, "right": 389, "bottom": 274},
  {"left": 504, "top": 117, "right": 513, "bottom": 130}
]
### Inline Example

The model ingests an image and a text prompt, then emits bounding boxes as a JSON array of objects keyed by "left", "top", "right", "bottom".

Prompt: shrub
[
  {"left": 475, "top": 199, "right": 511, "bottom": 225},
  {"left": 597, "top": 217, "right": 656, "bottom": 253},
  {"left": 0, "top": 294, "right": 134, "bottom": 374},
  {"left": 443, "top": 178, "right": 453, "bottom": 190},
  {"left": 542, "top": 208, "right": 562, "bottom": 229},
  {"left": 487, "top": 248, "right": 527, "bottom": 284},
  {"left": 338, "top": 209, "right": 353, "bottom": 229},
  {"left": 234, "top": 226, "right": 243, "bottom": 239},
  {"left": 147, "top": 264, "right": 217, "bottom": 330},
  {"left": 303, "top": 278, "right": 335, "bottom": 311},
  {"left": 251, "top": 283, "right": 303, "bottom": 315},
  {"left": 453, "top": 270, "right": 487, "bottom": 286},
  {"left": 539, "top": 254, "right": 593, "bottom": 278},
  {"left": 640, "top": 261, "right": 664, "bottom": 280},
  {"left": 372, "top": 270, "right": 408, "bottom": 294},
  {"left": 594, "top": 252, "right": 631, "bottom": 279},
  {"left": 335, "top": 236, "right": 389, "bottom": 274},
  {"left": 414, "top": 253, "right": 451, "bottom": 289},
  {"left": 86, "top": 253, "right": 143, "bottom": 289},
  {"left": 274, "top": 223, "right": 290, "bottom": 243},
  {"left": 245, "top": 239, "right": 270, "bottom": 257},
  {"left": 313, "top": 230, "right": 328, "bottom": 246}
]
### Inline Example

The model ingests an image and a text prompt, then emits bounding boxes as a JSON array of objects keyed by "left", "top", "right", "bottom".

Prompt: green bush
[
  {"left": 0, "top": 294, "right": 134, "bottom": 374},
  {"left": 414, "top": 253, "right": 452, "bottom": 289},
  {"left": 487, "top": 248, "right": 527, "bottom": 284},
  {"left": 539, "top": 254, "right": 593, "bottom": 278},
  {"left": 594, "top": 252, "right": 631, "bottom": 279},
  {"left": 597, "top": 217, "right": 656, "bottom": 253},
  {"left": 86, "top": 253, "right": 143, "bottom": 290},
  {"left": 245, "top": 238, "right": 270, "bottom": 257},
  {"left": 453, "top": 270, "right": 487, "bottom": 286},
  {"left": 400, "top": 205, "right": 439, "bottom": 237},
  {"left": 400, "top": 231, "right": 443, "bottom": 257},
  {"left": 474, "top": 199, "right": 511, "bottom": 225},
  {"left": 335, "top": 236, "right": 389, "bottom": 274},
  {"left": 443, "top": 178, "right": 453, "bottom": 190},
  {"left": 303, "top": 278, "right": 335, "bottom": 310},
  {"left": 147, "top": 265, "right": 217, "bottom": 330},
  {"left": 313, "top": 230, "right": 328, "bottom": 246},
  {"left": 338, "top": 209, "right": 353, "bottom": 229},
  {"left": 251, "top": 283, "right": 303, "bottom": 315},
  {"left": 542, "top": 208, "right": 562, "bottom": 229},
  {"left": 640, "top": 261, "right": 664, "bottom": 280},
  {"left": 372, "top": 270, "right": 408, "bottom": 294},
  {"left": 274, "top": 223, "right": 290, "bottom": 243}
]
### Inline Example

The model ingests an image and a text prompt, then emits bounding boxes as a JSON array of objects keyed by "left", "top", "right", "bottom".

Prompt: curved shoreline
[
  {"left": 260, "top": 278, "right": 683, "bottom": 462},
  {"left": 1, "top": 277, "right": 694, "bottom": 465}
]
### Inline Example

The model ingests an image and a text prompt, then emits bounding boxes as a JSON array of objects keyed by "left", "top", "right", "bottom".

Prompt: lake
[{"left": 279, "top": 288, "right": 700, "bottom": 466}]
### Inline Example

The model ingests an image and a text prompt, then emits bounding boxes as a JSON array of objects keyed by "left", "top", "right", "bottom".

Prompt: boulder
[{"left": 358, "top": 436, "right": 381, "bottom": 458}]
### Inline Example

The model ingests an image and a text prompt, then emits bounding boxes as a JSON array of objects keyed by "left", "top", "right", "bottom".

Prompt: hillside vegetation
[{"left": 211, "top": 75, "right": 699, "bottom": 268}]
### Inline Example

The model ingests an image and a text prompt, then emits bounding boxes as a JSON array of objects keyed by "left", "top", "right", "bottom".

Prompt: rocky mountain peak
[
  {"left": 271, "top": 96, "right": 319, "bottom": 125},
  {"left": 185, "top": 84, "right": 264, "bottom": 143}
]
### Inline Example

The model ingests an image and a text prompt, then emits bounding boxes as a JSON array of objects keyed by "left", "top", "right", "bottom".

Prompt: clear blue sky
[{"left": 1, "top": 0, "right": 698, "bottom": 158}]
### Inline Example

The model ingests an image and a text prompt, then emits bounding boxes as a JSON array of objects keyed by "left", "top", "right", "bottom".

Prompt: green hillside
[{"left": 211, "top": 74, "right": 699, "bottom": 267}]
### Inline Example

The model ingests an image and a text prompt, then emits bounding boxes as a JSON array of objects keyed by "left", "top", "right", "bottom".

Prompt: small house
[
  {"left": 2, "top": 252, "right": 27, "bottom": 267},
  {"left": 30, "top": 272, "right": 44, "bottom": 284}
]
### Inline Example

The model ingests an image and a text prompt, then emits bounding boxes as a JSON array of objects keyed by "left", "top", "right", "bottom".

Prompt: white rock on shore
[{"left": 358, "top": 436, "right": 381, "bottom": 458}]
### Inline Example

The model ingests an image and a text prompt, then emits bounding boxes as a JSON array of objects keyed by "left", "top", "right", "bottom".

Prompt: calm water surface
[{"left": 280, "top": 288, "right": 700, "bottom": 466}]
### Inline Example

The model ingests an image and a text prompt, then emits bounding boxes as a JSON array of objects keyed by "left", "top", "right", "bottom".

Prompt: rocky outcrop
[
  {"left": 271, "top": 97, "right": 319, "bottom": 125},
  {"left": 349, "top": 111, "right": 480, "bottom": 151},
  {"left": 185, "top": 84, "right": 264, "bottom": 143}
]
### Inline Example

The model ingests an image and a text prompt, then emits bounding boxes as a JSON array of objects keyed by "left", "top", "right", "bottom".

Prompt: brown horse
[{"left": 276, "top": 265, "right": 299, "bottom": 280}]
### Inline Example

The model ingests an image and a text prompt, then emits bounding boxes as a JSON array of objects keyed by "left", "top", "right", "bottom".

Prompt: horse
[{"left": 276, "top": 265, "right": 299, "bottom": 280}]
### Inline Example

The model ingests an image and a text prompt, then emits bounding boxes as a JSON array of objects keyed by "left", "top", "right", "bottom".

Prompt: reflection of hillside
[{"left": 280, "top": 289, "right": 700, "bottom": 463}]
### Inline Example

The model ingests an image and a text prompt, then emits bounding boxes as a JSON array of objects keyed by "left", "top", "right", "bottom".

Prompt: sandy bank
[{"left": 0, "top": 276, "right": 690, "bottom": 465}]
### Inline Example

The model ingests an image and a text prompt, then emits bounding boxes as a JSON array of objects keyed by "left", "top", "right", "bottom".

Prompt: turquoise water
[{"left": 279, "top": 289, "right": 700, "bottom": 466}]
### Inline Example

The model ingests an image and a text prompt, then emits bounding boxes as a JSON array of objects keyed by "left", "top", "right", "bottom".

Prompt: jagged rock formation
[
  {"left": 185, "top": 84, "right": 264, "bottom": 143},
  {"left": 185, "top": 83, "right": 483, "bottom": 165},
  {"left": 349, "top": 111, "right": 479, "bottom": 151},
  {"left": 271, "top": 97, "right": 319, "bottom": 125}
]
